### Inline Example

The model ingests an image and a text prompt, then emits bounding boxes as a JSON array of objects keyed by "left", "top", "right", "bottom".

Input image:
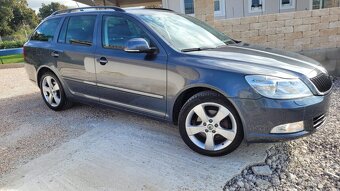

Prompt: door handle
[
  {"left": 98, "top": 57, "right": 108, "bottom": 65},
  {"left": 51, "top": 51, "right": 60, "bottom": 58}
]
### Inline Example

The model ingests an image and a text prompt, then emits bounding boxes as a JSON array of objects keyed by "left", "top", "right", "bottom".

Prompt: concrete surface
[{"left": 0, "top": 68, "right": 273, "bottom": 191}]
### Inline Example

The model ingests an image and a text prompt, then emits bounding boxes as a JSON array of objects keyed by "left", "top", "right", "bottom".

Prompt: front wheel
[{"left": 178, "top": 91, "right": 243, "bottom": 156}]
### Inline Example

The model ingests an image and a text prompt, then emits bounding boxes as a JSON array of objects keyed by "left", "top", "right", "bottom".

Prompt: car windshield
[{"left": 136, "top": 11, "right": 234, "bottom": 52}]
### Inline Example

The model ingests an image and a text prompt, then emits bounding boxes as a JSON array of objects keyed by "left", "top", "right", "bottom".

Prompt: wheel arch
[
  {"left": 36, "top": 66, "right": 63, "bottom": 87},
  {"left": 37, "top": 67, "right": 53, "bottom": 87},
  {"left": 171, "top": 84, "right": 243, "bottom": 126}
]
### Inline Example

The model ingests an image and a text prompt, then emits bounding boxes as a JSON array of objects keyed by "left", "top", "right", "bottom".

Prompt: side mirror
[{"left": 124, "top": 38, "right": 157, "bottom": 54}]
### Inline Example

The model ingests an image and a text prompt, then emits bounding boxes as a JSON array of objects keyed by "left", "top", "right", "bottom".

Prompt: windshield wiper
[
  {"left": 181, "top": 47, "right": 215, "bottom": 52},
  {"left": 230, "top": 39, "right": 242, "bottom": 44}
]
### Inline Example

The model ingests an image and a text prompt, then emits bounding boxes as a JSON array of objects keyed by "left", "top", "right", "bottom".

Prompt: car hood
[{"left": 187, "top": 43, "right": 327, "bottom": 78}]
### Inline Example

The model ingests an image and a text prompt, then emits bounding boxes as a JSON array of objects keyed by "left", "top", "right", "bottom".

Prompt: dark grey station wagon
[{"left": 24, "top": 7, "right": 333, "bottom": 156}]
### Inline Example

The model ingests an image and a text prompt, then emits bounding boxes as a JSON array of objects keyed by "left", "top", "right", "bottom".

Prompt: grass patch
[{"left": 0, "top": 54, "right": 24, "bottom": 64}]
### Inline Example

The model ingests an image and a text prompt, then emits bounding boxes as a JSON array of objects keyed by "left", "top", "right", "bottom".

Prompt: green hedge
[{"left": 0, "top": 41, "right": 26, "bottom": 49}]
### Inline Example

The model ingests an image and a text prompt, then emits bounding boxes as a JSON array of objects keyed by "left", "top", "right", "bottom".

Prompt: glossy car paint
[
  {"left": 95, "top": 14, "right": 167, "bottom": 117},
  {"left": 55, "top": 15, "right": 100, "bottom": 101},
  {"left": 24, "top": 9, "right": 332, "bottom": 142}
]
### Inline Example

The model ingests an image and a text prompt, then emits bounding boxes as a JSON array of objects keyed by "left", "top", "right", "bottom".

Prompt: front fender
[{"left": 166, "top": 62, "right": 261, "bottom": 125}]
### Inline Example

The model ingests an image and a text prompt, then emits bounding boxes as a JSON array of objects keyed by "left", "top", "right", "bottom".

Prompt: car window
[
  {"left": 31, "top": 18, "right": 62, "bottom": 42},
  {"left": 58, "top": 18, "right": 68, "bottom": 44},
  {"left": 102, "top": 15, "right": 151, "bottom": 50},
  {"left": 60, "top": 15, "right": 96, "bottom": 46},
  {"left": 136, "top": 12, "right": 234, "bottom": 51}
]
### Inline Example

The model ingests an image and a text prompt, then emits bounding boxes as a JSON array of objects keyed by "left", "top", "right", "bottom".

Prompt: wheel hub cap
[{"left": 207, "top": 124, "right": 214, "bottom": 130}]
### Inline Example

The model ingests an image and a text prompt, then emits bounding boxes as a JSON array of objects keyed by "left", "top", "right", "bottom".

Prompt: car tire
[
  {"left": 39, "top": 72, "right": 72, "bottom": 111},
  {"left": 178, "top": 91, "right": 243, "bottom": 156}
]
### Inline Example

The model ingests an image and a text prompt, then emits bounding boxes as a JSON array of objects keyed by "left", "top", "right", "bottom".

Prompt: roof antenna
[{"left": 75, "top": 2, "right": 80, "bottom": 7}]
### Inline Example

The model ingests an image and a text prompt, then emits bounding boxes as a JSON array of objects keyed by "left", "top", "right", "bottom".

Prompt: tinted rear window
[
  {"left": 31, "top": 18, "right": 62, "bottom": 42},
  {"left": 58, "top": 15, "right": 96, "bottom": 46}
]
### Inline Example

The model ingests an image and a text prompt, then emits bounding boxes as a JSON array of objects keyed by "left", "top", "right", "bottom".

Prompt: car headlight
[{"left": 245, "top": 75, "right": 313, "bottom": 99}]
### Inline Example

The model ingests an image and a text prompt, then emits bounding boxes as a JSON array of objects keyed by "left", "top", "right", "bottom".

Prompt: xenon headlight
[{"left": 245, "top": 75, "right": 313, "bottom": 99}]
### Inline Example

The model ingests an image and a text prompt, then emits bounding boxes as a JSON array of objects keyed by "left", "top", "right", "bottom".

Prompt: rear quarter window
[{"left": 31, "top": 18, "right": 62, "bottom": 42}]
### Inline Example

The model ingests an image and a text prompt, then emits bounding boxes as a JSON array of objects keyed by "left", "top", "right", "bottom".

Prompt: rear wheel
[
  {"left": 178, "top": 91, "right": 243, "bottom": 156},
  {"left": 40, "top": 72, "right": 72, "bottom": 111}
]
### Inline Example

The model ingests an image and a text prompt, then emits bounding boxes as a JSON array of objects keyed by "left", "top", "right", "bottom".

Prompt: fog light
[{"left": 270, "top": 121, "right": 304, "bottom": 134}]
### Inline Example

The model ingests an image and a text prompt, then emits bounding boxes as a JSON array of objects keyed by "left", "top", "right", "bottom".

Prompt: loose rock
[
  {"left": 252, "top": 165, "right": 272, "bottom": 176},
  {"left": 255, "top": 179, "right": 271, "bottom": 190}
]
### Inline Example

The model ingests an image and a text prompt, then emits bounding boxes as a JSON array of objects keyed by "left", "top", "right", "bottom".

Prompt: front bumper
[{"left": 231, "top": 92, "right": 332, "bottom": 143}]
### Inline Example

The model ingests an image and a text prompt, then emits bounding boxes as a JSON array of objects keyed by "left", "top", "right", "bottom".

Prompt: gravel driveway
[
  {"left": 225, "top": 79, "right": 340, "bottom": 191},
  {"left": 0, "top": 67, "right": 338, "bottom": 191},
  {"left": 0, "top": 67, "right": 272, "bottom": 191}
]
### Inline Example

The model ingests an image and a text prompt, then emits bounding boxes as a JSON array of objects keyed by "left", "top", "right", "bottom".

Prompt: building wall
[
  {"left": 162, "top": 0, "right": 182, "bottom": 12},
  {"left": 225, "top": 0, "right": 244, "bottom": 19},
  {"left": 164, "top": 0, "right": 340, "bottom": 52},
  {"left": 214, "top": 7, "right": 340, "bottom": 51},
  {"left": 230, "top": 0, "right": 311, "bottom": 18},
  {"left": 297, "top": 0, "right": 311, "bottom": 11},
  {"left": 194, "top": 0, "right": 215, "bottom": 25},
  {"left": 164, "top": 0, "right": 339, "bottom": 19},
  {"left": 324, "top": 0, "right": 340, "bottom": 8}
]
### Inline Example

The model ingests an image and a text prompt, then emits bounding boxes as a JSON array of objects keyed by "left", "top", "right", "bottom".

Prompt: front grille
[
  {"left": 313, "top": 114, "right": 326, "bottom": 129},
  {"left": 310, "top": 73, "right": 332, "bottom": 93}
]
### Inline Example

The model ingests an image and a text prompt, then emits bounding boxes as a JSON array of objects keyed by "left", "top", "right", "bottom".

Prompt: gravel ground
[
  {"left": 224, "top": 79, "right": 340, "bottom": 191},
  {"left": 0, "top": 67, "right": 339, "bottom": 190},
  {"left": 0, "top": 68, "right": 93, "bottom": 178},
  {"left": 0, "top": 68, "right": 272, "bottom": 191}
]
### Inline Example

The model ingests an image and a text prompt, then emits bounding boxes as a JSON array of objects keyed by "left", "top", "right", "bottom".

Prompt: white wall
[
  {"left": 163, "top": 0, "right": 182, "bottom": 13},
  {"left": 297, "top": 0, "right": 312, "bottom": 11},
  {"left": 225, "top": 0, "right": 244, "bottom": 19},
  {"left": 163, "top": 0, "right": 312, "bottom": 19}
]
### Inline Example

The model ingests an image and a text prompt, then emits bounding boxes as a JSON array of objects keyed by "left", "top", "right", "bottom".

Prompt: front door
[{"left": 95, "top": 14, "right": 167, "bottom": 118}]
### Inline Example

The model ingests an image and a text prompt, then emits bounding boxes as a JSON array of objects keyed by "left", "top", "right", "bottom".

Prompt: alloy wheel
[
  {"left": 185, "top": 102, "right": 237, "bottom": 151},
  {"left": 42, "top": 76, "right": 61, "bottom": 107}
]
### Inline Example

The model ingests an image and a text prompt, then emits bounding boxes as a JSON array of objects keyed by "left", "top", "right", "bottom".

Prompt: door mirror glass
[{"left": 124, "top": 38, "right": 156, "bottom": 54}]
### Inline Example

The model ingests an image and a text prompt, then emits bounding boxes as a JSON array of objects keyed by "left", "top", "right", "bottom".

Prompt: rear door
[
  {"left": 25, "top": 17, "right": 63, "bottom": 72},
  {"left": 54, "top": 14, "right": 98, "bottom": 101},
  {"left": 95, "top": 14, "right": 167, "bottom": 118}
]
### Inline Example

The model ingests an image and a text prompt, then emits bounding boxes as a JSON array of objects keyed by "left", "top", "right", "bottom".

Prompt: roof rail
[
  {"left": 51, "top": 6, "right": 125, "bottom": 16},
  {"left": 144, "top": 8, "right": 174, "bottom": 12}
]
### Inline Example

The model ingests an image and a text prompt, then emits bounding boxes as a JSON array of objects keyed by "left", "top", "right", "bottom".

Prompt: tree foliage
[
  {"left": 38, "top": 2, "right": 68, "bottom": 20},
  {"left": 0, "top": 0, "right": 39, "bottom": 37}
]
